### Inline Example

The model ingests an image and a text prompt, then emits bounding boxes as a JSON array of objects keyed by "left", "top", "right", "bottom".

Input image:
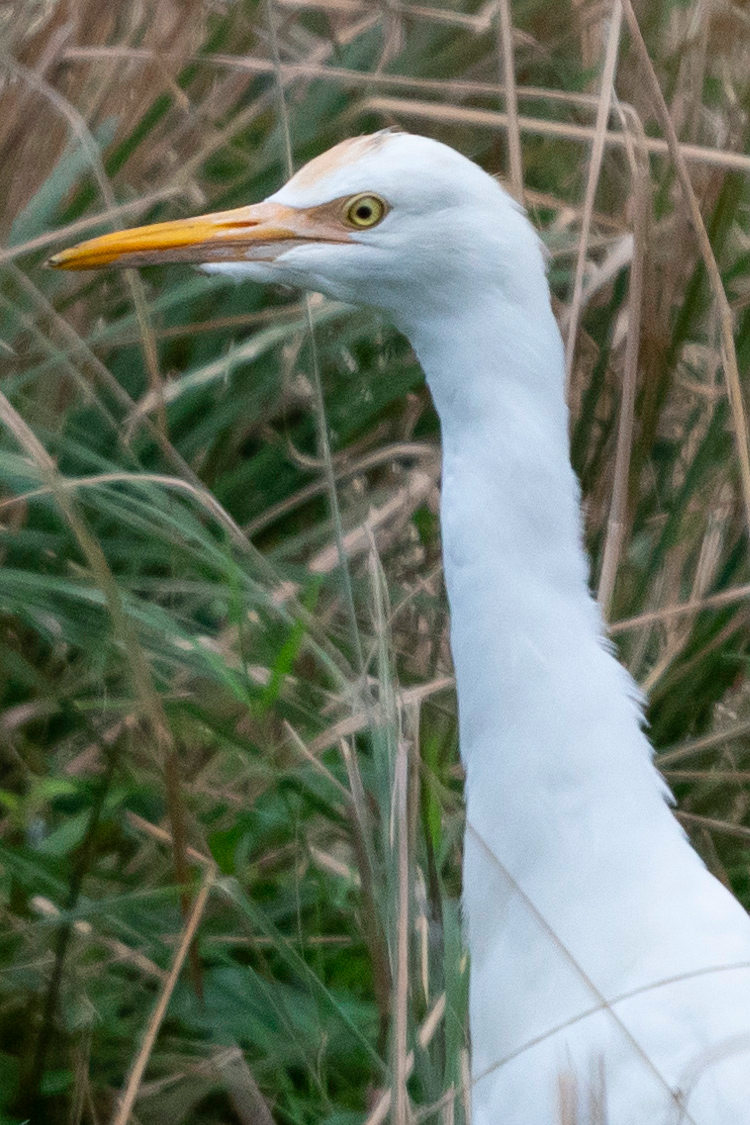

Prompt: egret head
[{"left": 49, "top": 132, "right": 544, "bottom": 324}]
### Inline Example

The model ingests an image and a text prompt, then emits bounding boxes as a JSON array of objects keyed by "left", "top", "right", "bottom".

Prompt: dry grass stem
[
  {"left": 392, "top": 735, "right": 411, "bottom": 1125},
  {"left": 284, "top": 720, "right": 351, "bottom": 802},
  {"left": 364, "top": 993, "right": 448, "bottom": 1125},
  {"left": 597, "top": 95, "right": 650, "bottom": 614},
  {"left": 676, "top": 812, "right": 750, "bottom": 844},
  {"left": 124, "top": 811, "right": 216, "bottom": 871},
  {"left": 308, "top": 678, "right": 455, "bottom": 755},
  {"left": 211, "top": 1046, "right": 276, "bottom": 1125},
  {"left": 657, "top": 721, "right": 750, "bottom": 768},
  {"left": 564, "top": 0, "right": 624, "bottom": 391},
  {"left": 495, "top": 0, "right": 523, "bottom": 201},
  {"left": 363, "top": 96, "right": 750, "bottom": 174},
  {"left": 245, "top": 441, "right": 436, "bottom": 537},
  {"left": 109, "top": 873, "right": 214, "bottom": 1125},
  {"left": 309, "top": 469, "right": 435, "bottom": 574},
  {"left": 610, "top": 582, "right": 750, "bottom": 634}
]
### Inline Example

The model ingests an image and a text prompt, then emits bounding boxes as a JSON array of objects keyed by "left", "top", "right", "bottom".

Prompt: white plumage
[{"left": 52, "top": 131, "right": 750, "bottom": 1124}]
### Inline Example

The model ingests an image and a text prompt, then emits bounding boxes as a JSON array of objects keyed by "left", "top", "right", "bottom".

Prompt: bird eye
[{"left": 344, "top": 193, "right": 386, "bottom": 229}]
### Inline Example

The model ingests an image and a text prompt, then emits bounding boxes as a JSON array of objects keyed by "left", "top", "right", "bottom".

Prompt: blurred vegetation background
[{"left": 2, "top": 1, "right": 750, "bottom": 1123}]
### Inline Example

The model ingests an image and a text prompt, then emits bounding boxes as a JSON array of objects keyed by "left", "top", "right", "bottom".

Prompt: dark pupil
[{"left": 356, "top": 203, "right": 372, "bottom": 221}]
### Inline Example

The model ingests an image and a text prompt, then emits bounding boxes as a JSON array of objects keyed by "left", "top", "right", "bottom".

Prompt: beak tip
[
  {"left": 47, "top": 250, "right": 74, "bottom": 269},
  {"left": 46, "top": 248, "right": 92, "bottom": 270}
]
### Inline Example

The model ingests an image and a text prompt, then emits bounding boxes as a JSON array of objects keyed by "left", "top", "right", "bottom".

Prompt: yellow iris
[{"left": 344, "top": 194, "right": 386, "bottom": 229}]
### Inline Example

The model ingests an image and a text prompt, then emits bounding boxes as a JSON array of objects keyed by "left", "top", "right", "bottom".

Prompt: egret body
[{"left": 51, "top": 131, "right": 750, "bottom": 1124}]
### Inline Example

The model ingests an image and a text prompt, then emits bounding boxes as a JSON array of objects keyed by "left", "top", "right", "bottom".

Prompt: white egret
[{"left": 50, "top": 131, "right": 750, "bottom": 1124}]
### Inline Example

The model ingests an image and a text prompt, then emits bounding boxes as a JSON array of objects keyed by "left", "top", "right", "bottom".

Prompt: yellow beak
[{"left": 47, "top": 200, "right": 348, "bottom": 270}]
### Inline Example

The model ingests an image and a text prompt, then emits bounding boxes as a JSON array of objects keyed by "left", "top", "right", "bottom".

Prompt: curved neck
[{"left": 402, "top": 288, "right": 672, "bottom": 836}]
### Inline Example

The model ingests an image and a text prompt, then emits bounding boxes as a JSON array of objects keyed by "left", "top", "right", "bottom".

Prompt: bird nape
[{"left": 50, "top": 131, "right": 750, "bottom": 1125}]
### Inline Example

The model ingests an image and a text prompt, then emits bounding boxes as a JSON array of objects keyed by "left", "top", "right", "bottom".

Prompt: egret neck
[
  {"left": 397, "top": 259, "right": 713, "bottom": 1075},
  {"left": 399, "top": 267, "right": 657, "bottom": 810}
]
